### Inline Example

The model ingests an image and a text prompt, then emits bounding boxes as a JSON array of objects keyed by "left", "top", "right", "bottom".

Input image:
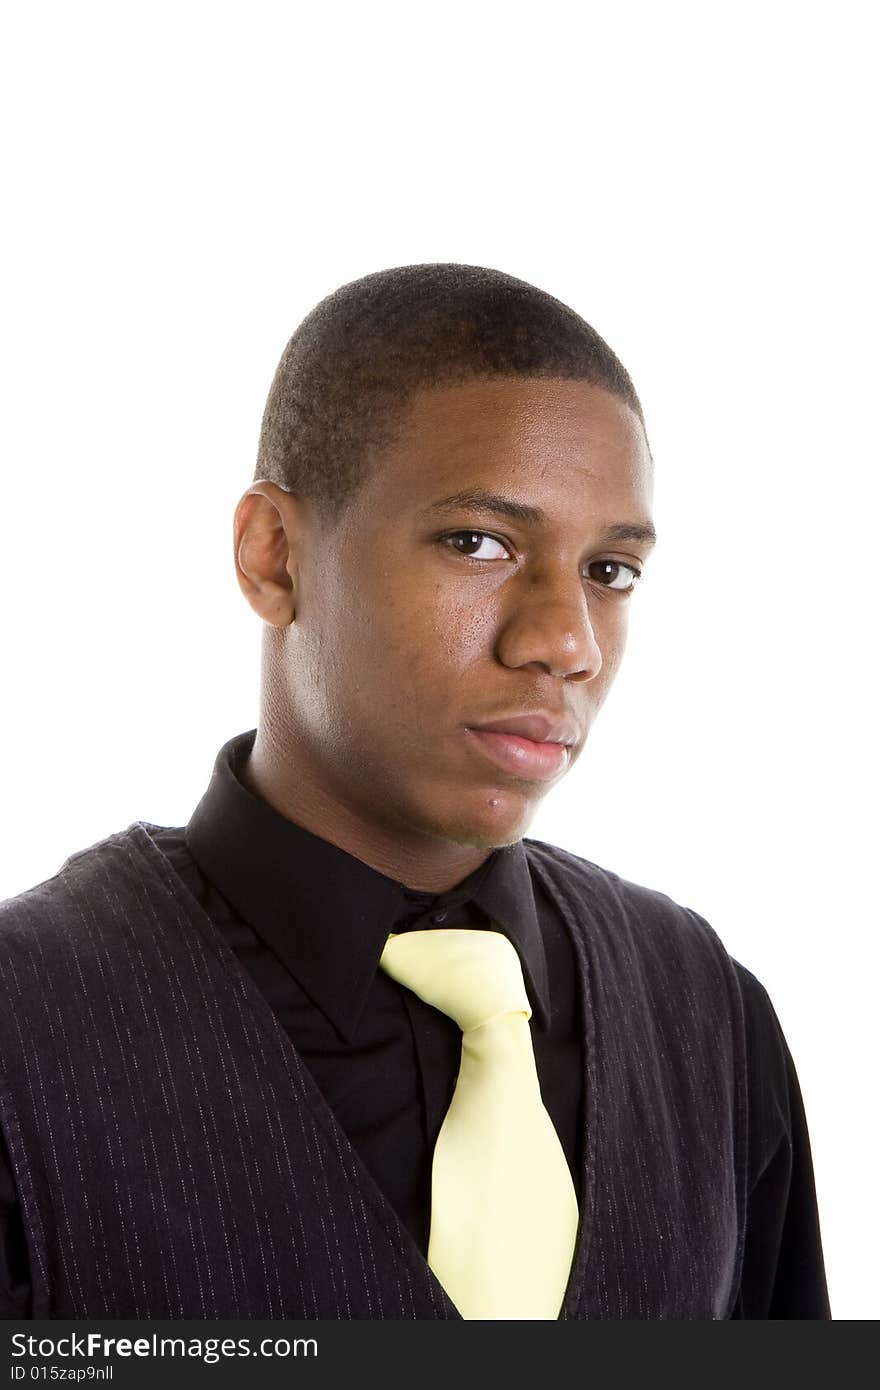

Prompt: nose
[{"left": 495, "top": 575, "right": 604, "bottom": 681}]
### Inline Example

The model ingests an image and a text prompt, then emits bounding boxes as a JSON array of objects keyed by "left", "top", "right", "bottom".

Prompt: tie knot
[{"left": 379, "top": 927, "right": 532, "bottom": 1032}]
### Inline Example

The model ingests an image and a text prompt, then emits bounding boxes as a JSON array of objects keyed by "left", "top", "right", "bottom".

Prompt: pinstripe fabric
[{"left": 0, "top": 821, "right": 745, "bottom": 1320}]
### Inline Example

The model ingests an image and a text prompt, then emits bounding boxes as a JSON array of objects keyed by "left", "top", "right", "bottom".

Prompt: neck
[{"left": 239, "top": 728, "right": 494, "bottom": 894}]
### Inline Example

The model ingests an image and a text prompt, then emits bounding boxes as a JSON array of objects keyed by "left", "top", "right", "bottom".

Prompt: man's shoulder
[
  {"left": 0, "top": 822, "right": 162, "bottom": 940},
  {"left": 725, "top": 954, "right": 785, "bottom": 1054},
  {"left": 523, "top": 833, "right": 720, "bottom": 941},
  {"left": 524, "top": 836, "right": 778, "bottom": 1022}
]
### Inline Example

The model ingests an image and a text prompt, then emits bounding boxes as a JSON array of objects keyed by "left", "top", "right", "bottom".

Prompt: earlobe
[{"left": 232, "top": 485, "right": 298, "bottom": 627}]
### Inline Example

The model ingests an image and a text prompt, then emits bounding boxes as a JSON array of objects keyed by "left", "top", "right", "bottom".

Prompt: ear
[{"left": 233, "top": 480, "right": 305, "bottom": 627}]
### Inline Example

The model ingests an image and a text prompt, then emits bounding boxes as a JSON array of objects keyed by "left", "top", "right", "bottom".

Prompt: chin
[{"left": 435, "top": 788, "right": 541, "bottom": 850}]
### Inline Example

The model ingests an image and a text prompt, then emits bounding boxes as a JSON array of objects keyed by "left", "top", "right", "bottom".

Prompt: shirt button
[{"left": 431, "top": 911, "right": 448, "bottom": 924}]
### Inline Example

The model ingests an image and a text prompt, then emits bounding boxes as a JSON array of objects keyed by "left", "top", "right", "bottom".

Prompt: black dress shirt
[{"left": 0, "top": 729, "right": 831, "bottom": 1318}]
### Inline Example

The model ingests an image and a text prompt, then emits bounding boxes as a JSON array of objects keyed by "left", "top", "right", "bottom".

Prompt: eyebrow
[{"left": 419, "top": 488, "right": 657, "bottom": 547}]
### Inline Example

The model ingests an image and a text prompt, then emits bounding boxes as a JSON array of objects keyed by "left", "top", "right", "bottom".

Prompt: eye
[
  {"left": 441, "top": 532, "right": 643, "bottom": 592},
  {"left": 441, "top": 530, "right": 511, "bottom": 561},
  {"left": 586, "top": 559, "right": 642, "bottom": 592}
]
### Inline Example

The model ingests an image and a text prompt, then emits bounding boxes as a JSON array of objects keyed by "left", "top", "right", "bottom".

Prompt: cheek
[
  {"left": 376, "top": 571, "right": 491, "bottom": 671},
  {"left": 595, "top": 614, "right": 630, "bottom": 683},
  {"left": 380, "top": 615, "right": 474, "bottom": 708},
  {"left": 321, "top": 577, "right": 450, "bottom": 710}
]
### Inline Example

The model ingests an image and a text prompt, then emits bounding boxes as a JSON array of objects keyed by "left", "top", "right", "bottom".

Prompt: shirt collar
[{"left": 184, "top": 730, "right": 550, "bottom": 1042}]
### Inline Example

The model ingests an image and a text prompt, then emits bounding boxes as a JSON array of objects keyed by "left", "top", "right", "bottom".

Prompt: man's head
[
  {"left": 234, "top": 264, "right": 655, "bottom": 884},
  {"left": 255, "top": 262, "right": 648, "bottom": 527}
]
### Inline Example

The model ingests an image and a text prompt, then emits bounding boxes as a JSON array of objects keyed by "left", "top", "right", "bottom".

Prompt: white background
[{"left": 2, "top": 1, "right": 877, "bottom": 1319}]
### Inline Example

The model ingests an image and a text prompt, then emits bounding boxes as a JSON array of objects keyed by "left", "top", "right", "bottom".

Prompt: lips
[
  {"left": 468, "top": 712, "right": 579, "bottom": 747},
  {"left": 463, "top": 725, "right": 572, "bottom": 782}
]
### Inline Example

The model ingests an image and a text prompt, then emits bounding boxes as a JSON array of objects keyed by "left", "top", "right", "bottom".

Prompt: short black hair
[{"left": 256, "top": 263, "right": 646, "bottom": 527}]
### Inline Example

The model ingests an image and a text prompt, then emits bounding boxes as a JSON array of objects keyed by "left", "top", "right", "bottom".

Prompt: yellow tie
[{"left": 379, "top": 926, "right": 579, "bottom": 1320}]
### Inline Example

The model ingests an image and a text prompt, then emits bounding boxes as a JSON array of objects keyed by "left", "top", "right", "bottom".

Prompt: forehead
[{"left": 367, "top": 376, "right": 652, "bottom": 511}]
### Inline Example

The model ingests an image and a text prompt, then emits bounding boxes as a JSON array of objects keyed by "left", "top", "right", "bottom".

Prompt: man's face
[{"left": 277, "top": 376, "right": 654, "bottom": 851}]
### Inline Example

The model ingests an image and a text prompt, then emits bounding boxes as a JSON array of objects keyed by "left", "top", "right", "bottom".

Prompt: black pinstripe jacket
[{"left": 0, "top": 820, "right": 746, "bottom": 1319}]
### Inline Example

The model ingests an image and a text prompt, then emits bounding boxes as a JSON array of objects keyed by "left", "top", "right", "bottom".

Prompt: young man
[{"left": 0, "top": 264, "right": 830, "bottom": 1320}]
